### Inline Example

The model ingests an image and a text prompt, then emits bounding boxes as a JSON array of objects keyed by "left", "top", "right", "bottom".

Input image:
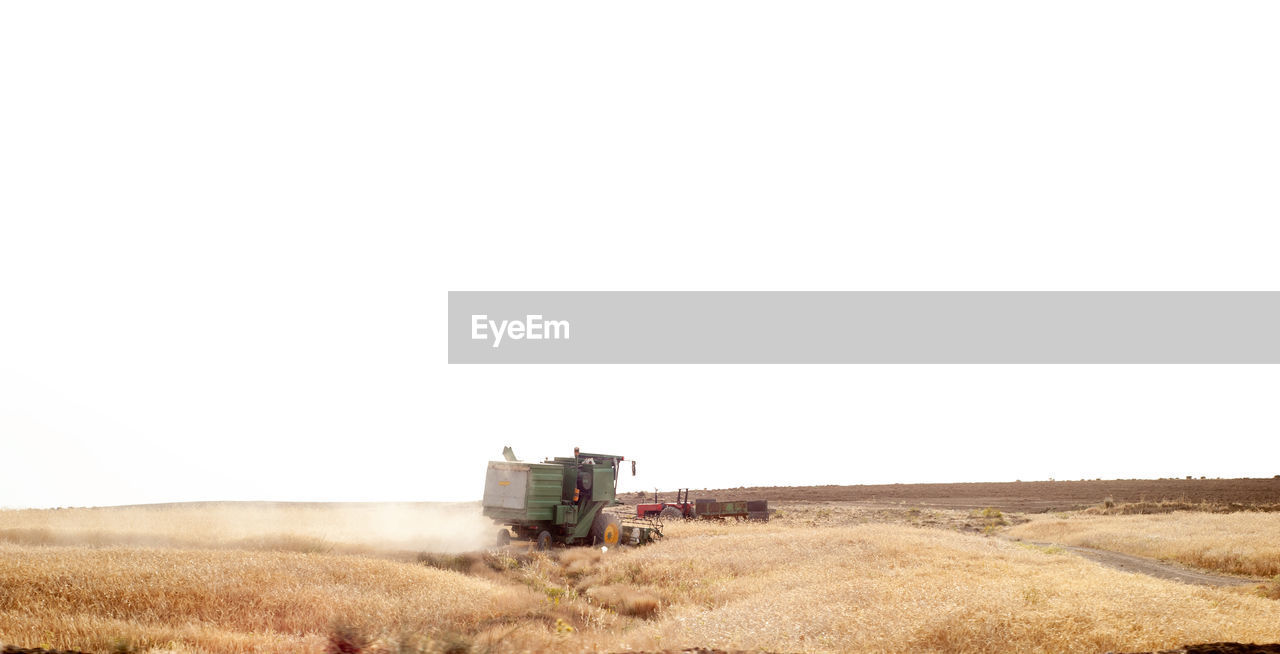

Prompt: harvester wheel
[
  {"left": 591, "top": 512, "right": 620, "bottom": 547},
  {"left": 536, "top": 530, "right": 553, "bottom": 551},
  {"left": 496, "top": 530, "right": 511, "bottom": 547},
  {"left": 660, "top": 506, "right": 683, "bottom": 520}
]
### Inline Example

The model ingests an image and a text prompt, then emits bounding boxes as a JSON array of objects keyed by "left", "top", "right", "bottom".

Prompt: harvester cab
[{"left": 483, "top": 447, "right": 660, "bottom": 550}]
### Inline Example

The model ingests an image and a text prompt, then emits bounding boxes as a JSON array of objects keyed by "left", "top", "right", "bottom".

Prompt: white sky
[{"left": 2, "top": 2, "right": 1278, "bottom": 508}]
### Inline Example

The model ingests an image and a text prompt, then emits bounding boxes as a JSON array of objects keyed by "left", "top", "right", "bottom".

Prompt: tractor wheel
[
  {"left": 496, "top": 529, "right": 511, "bottom": 547},
  {"left": 536, "top": 530, "right": 553, "bottom": 551},
  {"left": 660, "top": 506, "right": 683, "bottom": 520},
  {"left": 591, "top": 512, "right": 620, "bottom": 547}
]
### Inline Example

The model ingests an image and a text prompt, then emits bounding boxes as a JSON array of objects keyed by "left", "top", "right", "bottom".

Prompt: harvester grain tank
[{"left": 483, "top": 446, "right": 660, "bottom": 549}]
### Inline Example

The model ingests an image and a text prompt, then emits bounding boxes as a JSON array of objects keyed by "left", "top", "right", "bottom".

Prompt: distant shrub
[{"left": 968, "top": 507, "right": 1008, "bottom": 532}]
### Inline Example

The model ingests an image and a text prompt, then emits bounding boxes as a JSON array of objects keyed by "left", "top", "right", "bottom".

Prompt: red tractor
[{"left": 636, "top": 488, "right": 696, "bottom": 520}]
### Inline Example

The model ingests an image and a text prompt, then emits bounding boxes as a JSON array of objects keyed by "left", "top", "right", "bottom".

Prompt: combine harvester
[{"left": 482, "top": 447, "right": 662, "bottom": 550}]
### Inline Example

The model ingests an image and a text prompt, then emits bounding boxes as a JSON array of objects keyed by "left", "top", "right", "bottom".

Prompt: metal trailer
[
  {"left": 483, "top": 446, "right": 660, "bottom": 549},
  {"left": 694, "top": 498, "right": 770, "bottom": 521}
]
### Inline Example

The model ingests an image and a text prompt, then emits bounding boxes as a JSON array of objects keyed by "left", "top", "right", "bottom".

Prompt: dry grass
[
  {"left": 0, "top": 543, "right": 541, "bottom": 653},
  {"left": 557, "top": 520, "right": 1280, "bottom": 652},
  {"left": 4, "top": 504, "right": 1280, "bottom": 653},
  {"left": 1008, "top": 511, "right": 1280, "bottom": 578}
]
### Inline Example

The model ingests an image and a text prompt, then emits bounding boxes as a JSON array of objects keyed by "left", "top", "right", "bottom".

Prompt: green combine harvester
[{"left": 483, "top": 447, "right": 661, "bottom": 550}]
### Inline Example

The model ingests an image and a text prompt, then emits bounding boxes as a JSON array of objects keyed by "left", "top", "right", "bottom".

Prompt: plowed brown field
[{"left": 634, "top": 477, "right": 1280, "bottom": 512}]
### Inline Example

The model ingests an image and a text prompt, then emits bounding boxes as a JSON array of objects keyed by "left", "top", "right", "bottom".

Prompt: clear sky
[{"left": 3, "top": 2, "right": 1278, "bottom": 508}]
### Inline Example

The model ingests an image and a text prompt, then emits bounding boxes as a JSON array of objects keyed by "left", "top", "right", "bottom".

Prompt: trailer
[
  {"left": 636, "top": 489, "right": 770, "bottom": 521},
  {"left": 696, "top": 498, "right": 770, "bottom": 521}
]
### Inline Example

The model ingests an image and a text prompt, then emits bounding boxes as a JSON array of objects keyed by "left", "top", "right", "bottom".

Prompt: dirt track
[
  {"left": 634, "top": 477, "right": 1280, "bottom": 512},
  {"left": 1009, "top": 539, "right": 1260, "bottom": 587}
]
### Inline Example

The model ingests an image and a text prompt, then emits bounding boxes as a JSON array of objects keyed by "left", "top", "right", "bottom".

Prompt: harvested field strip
[{"left": 1008, "top": 512, "right": 1280, "bottom": 578}]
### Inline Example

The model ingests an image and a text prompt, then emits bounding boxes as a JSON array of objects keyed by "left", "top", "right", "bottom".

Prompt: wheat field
[
  {"left": 1007, "top": 511, "right": 1280, "bottom": 578},
  {"left": 2, "top": 503, "right": 1280, "bottom": 653}
]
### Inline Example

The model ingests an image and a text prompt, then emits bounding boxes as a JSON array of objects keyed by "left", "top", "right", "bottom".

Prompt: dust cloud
[{"left": 0, "top": 502, "right": 497, "bottom": 554}]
